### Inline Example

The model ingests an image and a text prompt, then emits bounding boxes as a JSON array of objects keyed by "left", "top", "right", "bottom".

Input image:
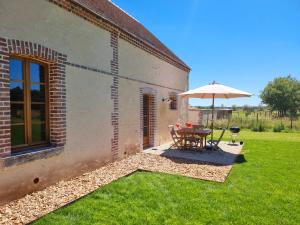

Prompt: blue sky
[{"left": 113, "top": 0, "right": 300, "bottom": 106}]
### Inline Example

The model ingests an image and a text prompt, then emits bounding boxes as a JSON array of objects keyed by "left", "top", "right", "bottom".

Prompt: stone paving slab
[{"left": 144, "top": 141, "right": 243, "bottom": 165}]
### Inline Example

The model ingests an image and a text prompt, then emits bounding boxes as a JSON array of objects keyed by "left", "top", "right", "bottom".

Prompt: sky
[{"left": 113, "top": 0, "right": 300, "bottom": 107}]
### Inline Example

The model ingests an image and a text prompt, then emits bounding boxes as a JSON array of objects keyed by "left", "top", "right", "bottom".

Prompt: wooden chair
[
  {"left": 177, "top": 128, "right": 202, "bottom": 150},
  {"left": 168, "top": 125, "right": 183, "bottom": 149},
  {"left": 190, "top": 125, "right": 204, "bottom": 148},
  {"left": 207, "top": 128, "right": 226, "bottom": 150}
]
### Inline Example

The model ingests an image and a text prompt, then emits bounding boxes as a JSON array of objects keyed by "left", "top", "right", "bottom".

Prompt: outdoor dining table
[{"left": 176, "top": 128, "right": 212, "bottom": 150}]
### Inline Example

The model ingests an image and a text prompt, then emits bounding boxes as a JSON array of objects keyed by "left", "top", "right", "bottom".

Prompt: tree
[{"left": 260, "top": 76, "right": 300, "bottom": 128}]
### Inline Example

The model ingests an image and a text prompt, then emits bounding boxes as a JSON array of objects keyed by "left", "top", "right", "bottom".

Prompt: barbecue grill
[{"left": 229, "top": 127, "right": 241, "bottom": 144}]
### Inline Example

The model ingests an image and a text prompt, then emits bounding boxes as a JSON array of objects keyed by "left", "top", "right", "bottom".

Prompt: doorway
[{"left": 143, "top": 94, "right": 151, "bottom": 149}]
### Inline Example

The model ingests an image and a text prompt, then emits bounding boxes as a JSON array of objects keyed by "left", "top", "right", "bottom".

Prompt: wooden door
[{"left": 143, "top": 94, "right": 150, "bottom": 148}]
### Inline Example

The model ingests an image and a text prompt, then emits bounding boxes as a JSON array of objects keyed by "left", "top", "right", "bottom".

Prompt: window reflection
[
  {"left": 30, "top": 63, "right": 45, "bottom": 83},
  {"left": 32, "top": 123, "right": 46, "bottom": 143},
  {"left": 11, "top": 125, "right": 25, "bottom": 146},
  {"left": 9, "top": 59, "right": 23, "bottom": 81},
  {"left": 10, "top": 82, "right": 24, "bottom": 101},
  {"left": 31, "top": 84, "right": 45, "bottom": 102},
  {"left": 11, "top": 103, "right": 25, "bottom": 124},
  {"left": 31, "top": 104, "right": 46, "bottom": 122}
]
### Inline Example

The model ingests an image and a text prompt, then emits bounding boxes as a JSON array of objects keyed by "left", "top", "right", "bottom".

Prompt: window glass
[
  {"left": 9, "top": 58, "right": 48, "bottom": 150},
  {"left": 30, "top": 63, "right": 45, "bottom": 83},
  {"left": 9, "top": 59, "right": 23, "bottom": 81},
  {"left": 11, "top": 103, "right": 25, "bottom": 124},
  {"left": 11, "top": 125, "right": 25, "bottom": 146},
  {"left": 10, "top": 82, "right": 24, "bottom": 102},
  {"left": 32, "top": 123, "right": 46, "bottom": 143},
  {"left": 31, "top": 104, "right": 46, "bottom": 122},
  {"left": 31, "top": 84, "right": 45, "bottom": 102}
]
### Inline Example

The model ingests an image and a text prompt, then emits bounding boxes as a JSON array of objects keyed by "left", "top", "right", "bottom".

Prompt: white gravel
[{"left": 0, "top": 153, "right": 233, "bottom": 225}]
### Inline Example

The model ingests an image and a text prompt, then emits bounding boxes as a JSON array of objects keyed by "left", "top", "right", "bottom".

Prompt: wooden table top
[{"left": 177, "top": 128, "right": 211, "bottom": 136}]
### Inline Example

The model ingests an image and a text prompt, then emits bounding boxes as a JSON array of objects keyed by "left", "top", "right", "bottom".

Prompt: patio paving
[{"left": 144, "top": 141, "right": 243, "bottom": 165}]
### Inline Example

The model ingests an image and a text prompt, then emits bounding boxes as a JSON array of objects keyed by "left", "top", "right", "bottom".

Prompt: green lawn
[{"left": 33, "top": 131, "right": 300, "bottom": 225}]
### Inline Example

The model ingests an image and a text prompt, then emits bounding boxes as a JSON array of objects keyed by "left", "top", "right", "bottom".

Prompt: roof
[{"left": 71, "top": 0, "right": 190, "bottom": 71}]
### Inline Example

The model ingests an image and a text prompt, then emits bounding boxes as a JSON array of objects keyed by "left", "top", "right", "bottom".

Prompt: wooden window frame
[
  {"left": 169, "top": 95, "right": 178, "bottom": 110},
  {"left": 10, "top": 56, "right": 50, "bottom": 153}
]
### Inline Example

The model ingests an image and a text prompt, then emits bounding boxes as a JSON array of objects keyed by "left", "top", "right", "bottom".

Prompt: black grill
[{"left": 230, "top": 127, "right": 240, "bottom": 133}]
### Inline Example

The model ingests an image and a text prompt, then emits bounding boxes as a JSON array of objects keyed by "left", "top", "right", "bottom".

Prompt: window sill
[{"left": 0, "top": 145, "right": 64, "bottom": 168}]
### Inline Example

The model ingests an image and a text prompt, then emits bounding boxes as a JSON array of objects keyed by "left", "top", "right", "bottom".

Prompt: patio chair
[
  {"left": 185, "top": 132, "right": 202, "bottom": 150},
  {"left": 207, "top": 128, "right": 226, "bottom": 151},
  {"left": 177, "top": 128, "right": 202, "bottom": 150},
  {"left": 168, "top": 125, "right": 184, "bottom": 149}
]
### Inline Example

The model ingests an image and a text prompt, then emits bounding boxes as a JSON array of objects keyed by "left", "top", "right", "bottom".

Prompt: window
[
  {"left": 10, "top": 57, "right": 49, "bottom": 152},
  {"left": 169, "top": 95, "right": 177, "bottom": 110}
]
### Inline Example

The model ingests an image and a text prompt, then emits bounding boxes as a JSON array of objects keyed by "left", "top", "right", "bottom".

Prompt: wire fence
[{"left": 212, "top": 110, "right": 300, "bottom": 132}]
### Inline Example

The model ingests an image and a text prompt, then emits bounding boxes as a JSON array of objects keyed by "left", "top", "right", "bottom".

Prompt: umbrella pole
[{"left": 211, "top": 94, "right": 215, "bottom": 141}]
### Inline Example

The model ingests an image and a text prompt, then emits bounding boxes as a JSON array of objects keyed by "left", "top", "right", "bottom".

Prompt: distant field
[{"left": 213, "top": 110, "right": 300, "bottom": 132}]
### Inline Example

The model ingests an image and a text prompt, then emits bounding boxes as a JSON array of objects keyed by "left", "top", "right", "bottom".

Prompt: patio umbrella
[{"left": 178, "top": 81, "right": 252, "bottom": 141}]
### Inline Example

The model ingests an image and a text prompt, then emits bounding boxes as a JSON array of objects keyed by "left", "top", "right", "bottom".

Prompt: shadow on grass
[{"left": 235, "top": 154, "right": 247, "bottom": 164}]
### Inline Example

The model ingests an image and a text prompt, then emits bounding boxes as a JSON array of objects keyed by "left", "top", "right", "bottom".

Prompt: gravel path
[{"left": 0, "top": 153, "right": 232, "bottom": 225}]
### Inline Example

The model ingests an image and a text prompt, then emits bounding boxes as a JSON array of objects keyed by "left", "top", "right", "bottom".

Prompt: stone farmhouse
[{"left": 0, "top": 0, "right": 190, "bottom": 203}]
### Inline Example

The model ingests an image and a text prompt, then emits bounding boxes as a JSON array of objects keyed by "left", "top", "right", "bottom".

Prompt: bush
[
  {"left": 273, "top": 123, "right": 285, "bottom": 132},
  {"left": 282, "top": 127, "right": 297, "bottom": 133},
  {"left": 251, "top": 122, "right": 266, "bottom": 132}
]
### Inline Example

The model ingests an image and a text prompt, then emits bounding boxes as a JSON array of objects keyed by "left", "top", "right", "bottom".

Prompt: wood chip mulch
[{"left": 0, "top": 153, "right": 232, "bottom": 225}]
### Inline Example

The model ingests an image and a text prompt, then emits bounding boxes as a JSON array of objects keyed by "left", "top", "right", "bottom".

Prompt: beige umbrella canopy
[
  {"left": 178, "top": 82, "right": 252, "bottom": 99},
  {"left": 179, "top": 81, "right": 252, "bottom": 141}
]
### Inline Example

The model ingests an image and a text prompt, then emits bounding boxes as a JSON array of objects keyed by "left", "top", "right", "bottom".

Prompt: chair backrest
[
  {"left": 170, "top": 128, "right": 177, "bottom": 137},
  {"left": 170, "top": 127, "right": 183, "bottom": 146},
  {"left": 168, "top": 125, "right": 178, "bottom": 138},
  {"left": 168, "top": 125, "right": 174, "bottom": 132}
]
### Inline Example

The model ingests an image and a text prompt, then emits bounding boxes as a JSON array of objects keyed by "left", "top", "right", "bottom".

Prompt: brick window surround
[
  {"left": 139, "top": 87, "right": 157, "bottom": 149},
  {"left": 0, "top": 37, "right": 67, "bottom": 158}
]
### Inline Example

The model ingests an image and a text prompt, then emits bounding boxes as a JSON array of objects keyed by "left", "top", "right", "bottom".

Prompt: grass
[{"left": 33, "top": 131, "right": 300, "bottom": 225}]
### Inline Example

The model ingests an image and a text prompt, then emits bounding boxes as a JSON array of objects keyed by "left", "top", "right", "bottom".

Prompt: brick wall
[
  {"left": 110, "top": 32, "right": 119, "bottom": 160},
  {"left": 0, "top": 38, "right": 10, "bottom": 157},
  {"left": 0, "top": 37, "right": 67, "bottom": 157}
]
